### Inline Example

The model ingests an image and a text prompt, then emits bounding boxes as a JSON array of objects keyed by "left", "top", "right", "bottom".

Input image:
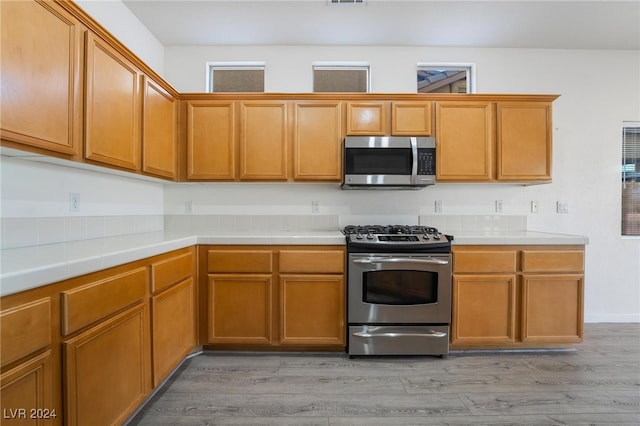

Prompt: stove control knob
[
  {"left": 366, "top": 233, "right": 375, "bottom": 240},
  {"left": 355, "top": 233, "right": 363, "bottom": 240},
  {"left": 422, "top": 234, "right": 430, "bottom": 240},
  {"left": 434, "top": 233, "right": 441, "bottom": 240}
]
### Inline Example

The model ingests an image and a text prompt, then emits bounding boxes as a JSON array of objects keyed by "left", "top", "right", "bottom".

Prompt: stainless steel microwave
[{"left": 342, "top": 136, "right": 436, "bottom": 189}]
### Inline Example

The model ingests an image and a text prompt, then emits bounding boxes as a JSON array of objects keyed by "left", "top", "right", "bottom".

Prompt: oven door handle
[
  {"left": 353, "top": 330, "right": 447, "bottom": 338},
  {"left": 353, "top": 257, "right": 449, "bottom": 265}
]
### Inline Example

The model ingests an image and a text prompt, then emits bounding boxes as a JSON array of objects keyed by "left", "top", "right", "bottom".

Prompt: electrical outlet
[
  {"left": 495, "top": 200, "right": 504, "bottom": 213},
  {"left": 557, "top": 201, "right": 569, "bottom": 213},
  {"left": 531, "top": 200, "right": 539, "bottom": 213},
  {"left": 185, "top": 201, "right": 193, "bottom": 214},
  {"left": 311, "top": 201, "right": 320, "bottom": 214},
  {"left": 435, "top": 200, "right": 443, "bottom": 213},
  {"left": 69, "top": 193, "right": 80, "bottom": 212}
]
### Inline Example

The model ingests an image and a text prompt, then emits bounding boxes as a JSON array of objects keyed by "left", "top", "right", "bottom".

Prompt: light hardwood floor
[{"left": 129, "top": 323, "right": 640, "bottom": 425}]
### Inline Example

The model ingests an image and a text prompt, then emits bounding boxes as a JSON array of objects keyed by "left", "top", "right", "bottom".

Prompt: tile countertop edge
[
  {"left": 0, "top": 230, "right": 588, "bottom": 297},
  {"left": 451, "top": 230, "right": 590, "bottom": 246},
  {"left": 0, "top": 232, "right": 345, "bottom": 297}
]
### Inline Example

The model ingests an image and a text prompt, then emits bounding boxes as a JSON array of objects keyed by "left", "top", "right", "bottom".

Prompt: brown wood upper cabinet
[
  {"left": 142, "top": 76, "right": 178, "bottom": 180},
  {"left": 239, "top": 101, "right": 289, "bottom": 180},
  {"left": 84, "top": 32, "right": 142, "bottom": 171},
  {"left": 347, "top": 101, "right": 434, "bottom": 136},
  {"left": 346, "top": 101, "right": 388, "bottom": 135},
  {"left": 435, "top": 99, "right": 553, "bottom": 182},
  {"left": 391, "top": 101, "right": 433, "bottom": 135},
  {"left": 0, "top": 0, "right": 84, "bottom": 157},
  {"left": 293, "top": 101, "right": 343, "bottom": 181},
  {"left": 185, "top": 100, "right": 237, "bottom": 180},
  {"left": 435, "top": 100, "right": 494, "bottom": 181},
  {"left": 496, "top": 102, "right": 552, "bottom": 181}
]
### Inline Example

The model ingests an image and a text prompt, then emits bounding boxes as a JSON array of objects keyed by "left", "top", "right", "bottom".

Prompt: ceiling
[{"left": 121, "top": 0, "right": 640, "bottom": 50}]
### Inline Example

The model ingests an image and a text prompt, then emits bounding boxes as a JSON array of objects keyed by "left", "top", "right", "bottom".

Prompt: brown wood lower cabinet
[
  {"left": 208, "top": 274, "right": 273, "bottom": 344},
  {"left": 452, "top": 274, "right": 517, "bottom": 345},
  {"left": 149, "top": 250, "right": 196, "bottom": 387},
  {"left": 151, "top": 277, "right": 196, "bottom": 386},
  {"left": 451, "top": 245, "right": 585, "bottom": 349},
  {"left": 203, "top": 245, "right": 345, "bottom": 349},
  {"left": 279, "top": 274, "right": 344, "bottom": 345},
  {"left": 1, "top": 350, "right": 54, "bottom": 425},
  {"left": 0, "top": 246, "right": 196, "bottom": 426},
  {"left": 63, "top": 303, "right": 151, "bottom": 426}
]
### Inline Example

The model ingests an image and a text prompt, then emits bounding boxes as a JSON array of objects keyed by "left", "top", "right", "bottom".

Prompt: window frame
[
  {"left": 312, "top": 61, "right": 371, "bottom": 93},
  {"left": 416, "top": 62, "right": 476, "bottom": 94},
  {"left": 205, "top": 61, "right": 266, "bottom": 93},
  {"left": 622, "top": 121, "right": 640, "bottom": 237}
]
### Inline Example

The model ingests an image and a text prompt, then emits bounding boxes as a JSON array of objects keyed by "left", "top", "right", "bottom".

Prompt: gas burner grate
[{"left": 343, "top": 225, "right": 440, "bottom": 235}]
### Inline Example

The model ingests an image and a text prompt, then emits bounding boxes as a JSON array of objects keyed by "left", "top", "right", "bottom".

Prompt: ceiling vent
[{"left": 329, "top": 0, "right": 365, "bottom": 5}]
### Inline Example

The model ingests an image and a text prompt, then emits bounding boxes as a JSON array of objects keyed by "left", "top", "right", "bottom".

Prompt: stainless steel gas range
[{"left": 343, "top": 225, "right": 453, "bottom": 357}]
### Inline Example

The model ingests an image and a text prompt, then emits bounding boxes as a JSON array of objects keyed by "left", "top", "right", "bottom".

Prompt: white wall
[
  {"left": 75, "top": 0, "right": 165, "bottom": 75},
  {"left": 163, "top": 45, "right": 640, "bottom": 323}
]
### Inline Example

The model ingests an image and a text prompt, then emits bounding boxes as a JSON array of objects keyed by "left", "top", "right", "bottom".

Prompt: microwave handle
[{"left": 410, "top": 137, "right": 418, "bottom": 184}]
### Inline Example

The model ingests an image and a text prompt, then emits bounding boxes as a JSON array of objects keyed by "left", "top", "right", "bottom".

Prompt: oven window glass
[
  {"left": 345, "top": 148, "right": 412, "bottom": 175},
  {"left": 363, "top": 270, "right": 438, "bottom": 305}
]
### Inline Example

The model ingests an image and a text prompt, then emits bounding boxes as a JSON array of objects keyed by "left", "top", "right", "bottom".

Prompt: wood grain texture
[
  {"left": 129, "top": 323, "right": 640, "bottom": 425},
  {"left": 293, "top": 101, "right": 343, "bottom": 181},
  {"left": 391, "top": 101, "right": 433, "bottom": 136},
  {"left": 142, "top": 76, "right": 178, "bottom": 179},
  {"left": 0, "top": 0, "right": 82, "bottom": 156},
  {"left": 1, "top": 297, "right": 51, "bottom": 366},
  {"left": 61, "top": 266, "right": 147, "bottom": 335}
]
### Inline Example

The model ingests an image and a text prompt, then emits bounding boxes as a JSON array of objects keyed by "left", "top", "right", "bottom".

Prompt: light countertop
[
  {"left": 0, "top": 229, "right": 588, "bottom": 297},
  {"left": 450, "top": 230, "right": 589, "bottom": 246}
]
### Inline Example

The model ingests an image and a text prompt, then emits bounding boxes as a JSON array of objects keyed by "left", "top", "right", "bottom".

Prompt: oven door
[{"left": 347, "top": 253, "right": 451, "bottom": 324}]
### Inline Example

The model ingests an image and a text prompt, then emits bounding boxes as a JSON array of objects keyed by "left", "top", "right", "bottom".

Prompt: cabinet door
[
  {"left": 84, "top": 32, "right": 141, "bottom": 170},
  {"left": 186, "top": 100, "right": 236, "bottom": 180},
  {"left": 346, "top": 102, "right": 387, "bottom": 135},
  {"left": 391, "top": 101, "right": 433, "bottom": 135},
  {"left": 63, "top": 303, "right": 150, "bottom": 426},
  {"left": 208, "top": 275, "right": 272, "bottom": 344},
  {"left": 239, "top": 101, "right": 288, "bottom": 180},
  {"left": 521, "top": 274, "right": 584, "bottom": 343},
  {"left": 1, "top": 351, "right": 54, "bottom": 426},
  {"left": 279, "top": 275, "right": 345, "bottom": 346},
  {"left": 293, "top": 101, "right": 342, "bottom": 181},
  {"left": 435, "top": 101, "right": 493, "bottom": 181},
  {"left": 451, "top": 274, "right": 517, "bottom": 346},
  {"left": 497, "top": 102, "right": 552, "bottom": 181},
  {"left": 151, "top": 278, "right": 195, "bottom": 386},
  {"left": 1, "top": 0, "right": 82, "bottom": 156},
  {"left": 142, "top": 76, "right": 177, "bottom": 179}
]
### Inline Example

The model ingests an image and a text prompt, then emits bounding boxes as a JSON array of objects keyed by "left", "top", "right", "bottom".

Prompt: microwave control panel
[{"left": 417, "top": 148, "right": 436, "bottom": 175}]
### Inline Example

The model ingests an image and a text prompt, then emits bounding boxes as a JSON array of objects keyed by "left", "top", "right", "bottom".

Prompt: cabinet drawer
[
  {"left": 279, "top": 250, "right": 344, "bottom": 273},
  {"left": 208, "top": 250, "right": 273, "bottom": 273},
  {"left": 151, "top": 251, "right": 193, "bottom": 293},
  {"left": 454, "top": 250, "right": 517, "bottom": 273},
  {"left": 1, "top": 298, "right": 51, "bottom": 367},
  {"left": 61, "top": 267, "right": 147, "bottom": 335},
  {"left": 521, "top": 250, "right": 584, "bottom": 272}
]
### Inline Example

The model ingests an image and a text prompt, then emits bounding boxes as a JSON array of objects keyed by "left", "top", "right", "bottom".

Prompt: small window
[
  {"left": 313, "top": 63, "right": 370, "bottom": 93},
  {"left": 207, "top": 62, "right": 265, "bottom": 93},
  {"left": 417, "top": 63, "right": 474, "bottom": 94},
  {"left": 622, "top": 122, "right": 640, "bottom": 236}
]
